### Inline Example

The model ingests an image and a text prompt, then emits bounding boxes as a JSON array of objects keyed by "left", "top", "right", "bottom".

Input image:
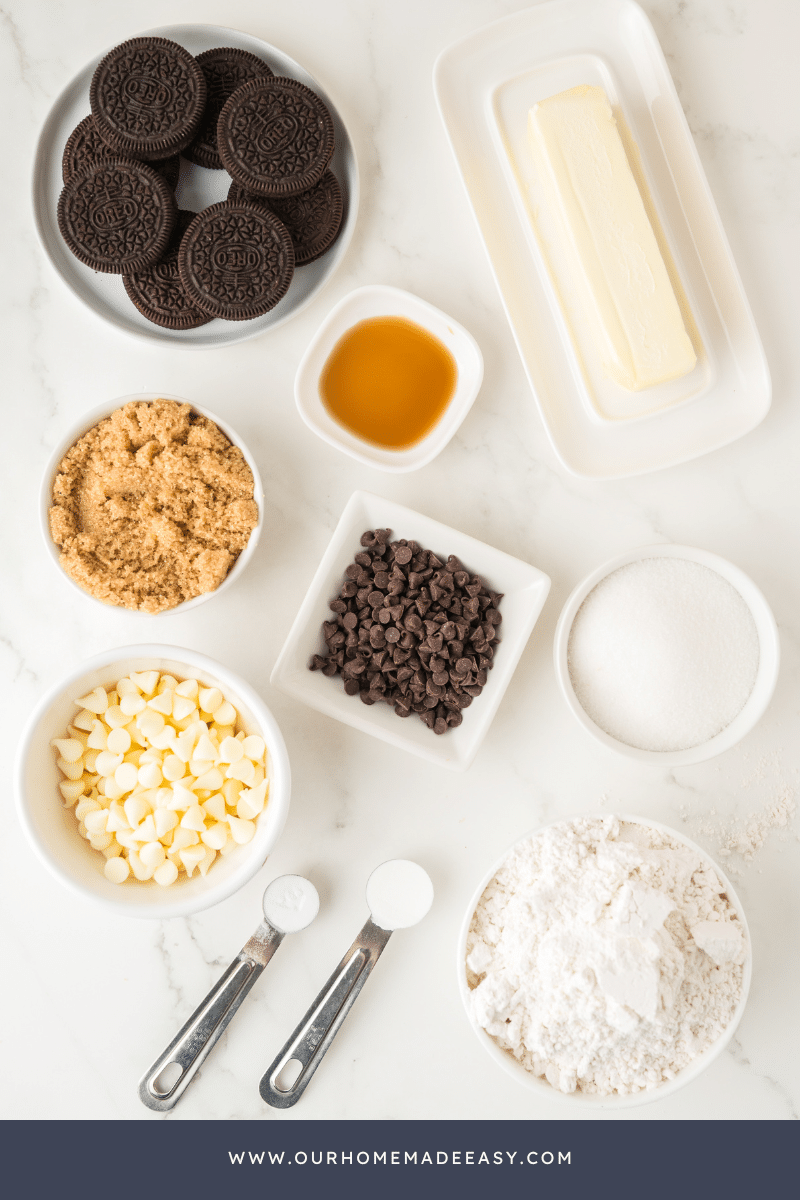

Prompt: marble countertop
[{"left": 2, "top": 0, "right": 798, "bottom": 1121}]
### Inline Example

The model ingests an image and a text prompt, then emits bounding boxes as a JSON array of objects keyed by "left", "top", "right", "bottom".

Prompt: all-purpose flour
[{"left": 466, "top": 816, "right": 747, "bottom": 1096}]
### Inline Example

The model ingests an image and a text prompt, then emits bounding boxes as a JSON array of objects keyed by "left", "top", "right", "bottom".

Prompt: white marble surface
[{"left": 2, "top": 0, "right": 799, "bottom": 1121}]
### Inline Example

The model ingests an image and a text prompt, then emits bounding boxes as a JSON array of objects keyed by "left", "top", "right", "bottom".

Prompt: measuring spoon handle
[
  {"left": 139, "top": 920, "right": 283, "bottom": 1112},
  {"left": 259, "top": 917, "right": 392, "bottom": 1108}
]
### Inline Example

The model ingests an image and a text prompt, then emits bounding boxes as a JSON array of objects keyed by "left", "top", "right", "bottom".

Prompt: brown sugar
[{"left": 49, "top": 400, "right": 259, "bottom": 613}]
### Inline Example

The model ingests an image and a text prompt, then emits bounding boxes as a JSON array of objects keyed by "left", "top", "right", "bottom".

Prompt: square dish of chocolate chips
[{"left": 310, "top": 529, "right": 503, "bottom": 735}]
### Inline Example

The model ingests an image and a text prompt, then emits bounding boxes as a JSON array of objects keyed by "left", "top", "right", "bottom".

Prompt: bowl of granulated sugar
[{"left": 553, "top": 544, "right": 779, "bottom": 765}]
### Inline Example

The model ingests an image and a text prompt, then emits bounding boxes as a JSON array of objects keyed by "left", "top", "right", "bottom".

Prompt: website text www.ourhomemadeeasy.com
[{"left": 228, "top": 1149, "right": 571, "bottom": 1166}]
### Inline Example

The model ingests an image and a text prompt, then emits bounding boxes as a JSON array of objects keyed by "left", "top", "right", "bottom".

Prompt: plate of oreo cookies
[{"left": 32, "top": 24, "right": 359, "bottom": 347}]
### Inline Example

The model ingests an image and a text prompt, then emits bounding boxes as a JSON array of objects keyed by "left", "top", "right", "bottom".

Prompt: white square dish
[
  {"left": 433, "top": 0, "right": 771, "bottom": 478},
  {"left": 294, "top": 284, "right": 483, "bottom": 471},
  {"left": 270, "top": 491, "right": 551, "bottom": 769}
]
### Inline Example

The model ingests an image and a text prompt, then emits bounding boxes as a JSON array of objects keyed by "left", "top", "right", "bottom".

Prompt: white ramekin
[
  {"left": 40, "top": 392, "right": 263, "bottom": 615},
  {"left": 553, "top": 543, "right": 779, "bottom": 765},
  {"left": 294, "top": 284, "right": 484, "bottom": 472},
  {"left": 15, "top": 644, "right": 290, "bottom": 919}
]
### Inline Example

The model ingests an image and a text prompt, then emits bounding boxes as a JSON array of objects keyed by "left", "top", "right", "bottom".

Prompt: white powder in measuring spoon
[
  {"left": 568, "top": 557, "right": 760, "bottom": 752},
  {"left": 366, "top": 860, "right": 434, "bottom": 930}
]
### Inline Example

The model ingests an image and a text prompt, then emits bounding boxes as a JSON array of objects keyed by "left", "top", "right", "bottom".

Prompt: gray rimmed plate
[{"left": 32, "top": 23, "right": 359, "bottom": 348}]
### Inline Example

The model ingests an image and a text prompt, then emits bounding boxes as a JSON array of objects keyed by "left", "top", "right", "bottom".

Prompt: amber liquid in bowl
[{"left": 319, "top": 316, "right": 458, "bottom": 449}]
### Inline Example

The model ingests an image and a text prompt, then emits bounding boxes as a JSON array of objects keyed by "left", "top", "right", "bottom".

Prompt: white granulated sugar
[
  {"left": 567, "top": 558, "right": 760, "bottom": 752},
  {"left": 466, "top": 816, "right": 747, "bottom": 1096}
]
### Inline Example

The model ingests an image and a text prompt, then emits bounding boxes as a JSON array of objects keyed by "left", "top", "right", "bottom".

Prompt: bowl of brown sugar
[{"left": 41, "top": 394, "right": 263, "bottom": 614}]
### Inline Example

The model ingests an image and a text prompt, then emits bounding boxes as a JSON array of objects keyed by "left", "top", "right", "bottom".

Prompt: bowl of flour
[{"left": 459, "top": 814, "right": 751, "bottom": 1107}]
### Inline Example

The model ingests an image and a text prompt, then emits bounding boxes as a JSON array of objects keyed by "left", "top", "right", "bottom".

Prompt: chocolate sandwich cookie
[
  {"left": 228, "top": 170, "right": 342, "bottom": 265},
  {"left": 62, "top": 116, "right": 180, "bottom": 188},
  {"left": 90, "top": 36, "right": 206, "bottom": 161},
  {"left": 218, "top": 76, "right": 335, "bottom": 197},
  {"left": 123, "top": 210, "right": 211, "bottom": 329},
  {"left": 178, "top": 201, "right": 294, "bottom": 320},
  {"left": 57, "top": 158, "right": 176, "bottom": 273},
  {"left": 183, "top": 47, "right": 273, "bottom": 170}
]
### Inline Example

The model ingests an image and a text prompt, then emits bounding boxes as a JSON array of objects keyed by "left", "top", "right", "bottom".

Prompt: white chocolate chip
[
  {"left": 226, "top": 757, "right": 255, "bottom": 784},
  {"left": 154, "top": 860, "right": 179, "bottom": 887},
  {"left": 128, "top": 851, "right": 154, "bottom": 881},
  {"left": 162, "top": 755, "right": 185, "bottom": 782},
  {"left": 214, "top": 701, "right": 237, "bottom": 728},
  {"left": 202, "top": 794, "right": 227, "bottom": 822},
  {"left": 75, "top": 687, "right": 108, "bottom": 714},
  {"left": 148, "top": 690, "right": 173, "bottom": 717},
  {"left": 139, "top": 841, "right": 166, "bottom": 871},
  {"left": 105, "top": 705, "right": 131, "bottom": 730},
  {"left": 52, "top": 737, "right": 84, "bottom": 763},
  {"left": 130, "top": 670, "right": 159, "bottom": 695},
  {"left": 181, "top": 805, "right": 207, "bottom": 832},
  {"left": 227, "top": 816, "right": 255, "bottom": 845},
  {"left": 198, "top": 687, "right": 223, "bottom": 714},
  {"left": 57, "top": 757, "right": 84, "bottom": 781},
  {"left": 201, "top": 822, "right": 229, "bottom": 851},
  {"left": 172, "top": 695, "right": 197, "bottom": 722},
  {"left": 114, "top": 762, "right": 139, "bottom": 793},
  {"left": 219, "top": 736, "right": 244, "bottom": 764},
  {"left": 138, "top": 762, "right": 163, "bottom": 789},
  {"left": 106, "top": 727, "right": 132, "bottom": 754},
  {"left": 87, "top": 721, "right": 109, "bottom": 751},
  {"left": 242, "top": 735, "right": 266, "bottom": 761},
  {"left": 105, "top": 857, "right": 130, "bottom": 884}
]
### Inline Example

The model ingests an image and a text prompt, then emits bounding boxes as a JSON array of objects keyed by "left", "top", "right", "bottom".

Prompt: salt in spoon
[{"left": 139, "top": 874, "right": 319, "bottom": 1111}]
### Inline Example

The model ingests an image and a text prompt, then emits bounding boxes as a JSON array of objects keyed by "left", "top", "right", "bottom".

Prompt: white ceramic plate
[
  {"left": 458, "top": 813, "right": 752, "bottom": 1108},
  {"left": 271, "top": 491, "right": 551, "bottom": 770},
  {"left": 294, "top": 284, "right": 484, "bottom": 472},
  {"left": 433, "top": 0, "right": 770, "bottom": 478},
  {"left": 32, "top": 24, "right": 359, "bottom": 348}
]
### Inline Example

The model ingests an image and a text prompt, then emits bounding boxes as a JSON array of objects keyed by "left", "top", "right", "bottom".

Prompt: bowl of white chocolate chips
[
  {"left": 15, "top": 644, "right": 290, "bottom": 918},
  {"left": 458, "top": 814, "right": 751, "bottom": 1107}
]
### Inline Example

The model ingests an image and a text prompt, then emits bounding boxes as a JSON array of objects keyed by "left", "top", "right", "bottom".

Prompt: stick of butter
[{"left": 528, "top": 85, "right": 696, "bottom": 392}]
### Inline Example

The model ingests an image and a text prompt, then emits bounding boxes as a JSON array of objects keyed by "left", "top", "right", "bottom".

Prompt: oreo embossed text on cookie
[
  {"left": 228, "top": 171, "right": 343, "bottom": 265},
  {"left": 178, "top": 201, "right": 295, "bottom": 320},
  {"left": 218, "top": 76, "right": 335, "bottom": 197},
  {"left": 57, "top": 158, "right": 176, "bottom": 274},
  {"left": 184, "top": 47, "right": 274, "bottom": 170},
  {"left": 90, "top": 36, "right": 207, "bottom": 161}
]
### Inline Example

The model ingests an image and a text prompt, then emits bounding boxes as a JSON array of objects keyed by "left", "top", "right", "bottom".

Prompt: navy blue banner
[{"left": 0, "top": 1119, "right": 794, "bottom": 1199}]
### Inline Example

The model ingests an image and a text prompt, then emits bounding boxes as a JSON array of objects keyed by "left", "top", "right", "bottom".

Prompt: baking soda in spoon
[
  {"left": 260, "top": 860, "right": 433, "bottom": 1107},
  {"left": 366, "top": 859, "right": 434, "bottom": 929}
]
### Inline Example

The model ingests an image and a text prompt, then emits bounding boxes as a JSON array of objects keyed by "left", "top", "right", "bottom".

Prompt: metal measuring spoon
[
  {"left": 259, "top": 860, "right": 433, "bottom": 1108},
  {"left": 138, "top": 874, "right": 319, "bottom": 1112}
]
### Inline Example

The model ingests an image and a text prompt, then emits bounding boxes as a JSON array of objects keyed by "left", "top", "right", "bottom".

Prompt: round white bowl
[
  {"left": 458, "top": 813, "right": 752, "bottom": 1109},
  {"left": 294, "top": 284, "right": 484, "bottom": 472},
  {"left": 553, "top": 544, "right": 779, "bottom": 766},
  {"left": 40, "top": 393, "right": 264, "bottom": 615},
  {"left": 15, "top": 644, "right": 291, "bottom": 919}
]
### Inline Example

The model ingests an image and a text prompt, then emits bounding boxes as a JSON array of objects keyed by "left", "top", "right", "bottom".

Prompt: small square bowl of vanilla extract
[{"left": 294, "top": 284, "right": 484, "bottom": 471}]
